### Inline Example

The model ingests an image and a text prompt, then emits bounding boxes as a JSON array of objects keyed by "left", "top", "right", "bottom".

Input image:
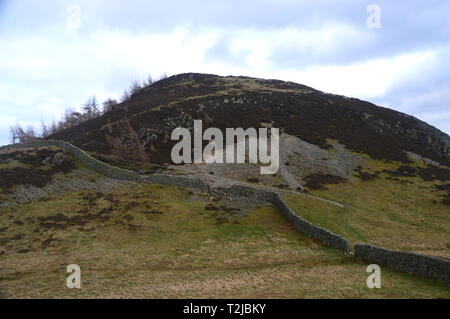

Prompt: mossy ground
[
  {"left": 284, "top": 156, "right": 450, "bottom": 259},
  {"left": 0, "top": 147, "right": 78, "bottom": 196},
  {"left": 0, "top": 184, "right": 449, "bottom": 298}
]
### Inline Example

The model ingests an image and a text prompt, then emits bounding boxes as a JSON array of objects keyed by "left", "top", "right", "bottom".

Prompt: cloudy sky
[{"left": 0, "top": 0, "right": 449, "bottom": 146}]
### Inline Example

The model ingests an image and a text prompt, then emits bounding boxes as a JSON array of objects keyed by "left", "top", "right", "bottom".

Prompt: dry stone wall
[
  {"left": 272, "top": 194, "right": 351, "bottom": 253},
  {"left": 0, "top": 140, "right": 141, "bottom": 181},
  {"left": 355, "top": 244, "right": 450, "bottom": 285}
]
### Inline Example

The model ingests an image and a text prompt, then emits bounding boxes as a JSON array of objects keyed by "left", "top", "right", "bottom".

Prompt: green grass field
[
  {"left": 0, "top": 184, "right": 449, "bottom": 298},
  {"left": 284, "top": 156, "right": 450, "bottom": 259}
]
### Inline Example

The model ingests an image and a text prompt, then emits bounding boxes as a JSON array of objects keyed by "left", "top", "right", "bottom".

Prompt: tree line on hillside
[{"left": 9, "top": 73, "right": 167, "bottom": 144}]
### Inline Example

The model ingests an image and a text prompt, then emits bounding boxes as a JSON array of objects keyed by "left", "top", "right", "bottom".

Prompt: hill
[
  {"left": 0, "top": 73, "right": 449, "bottom": 298},
  {"left": 49, "top": 73, "right": 450, "bottom": 168}
]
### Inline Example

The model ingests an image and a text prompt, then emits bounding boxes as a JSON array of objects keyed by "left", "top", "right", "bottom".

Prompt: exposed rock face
[
  {"left": 43, "top": 153, "right": 66, "bottom": 166},
  {"left": 50, "top": 152, "right": 66, "bottom": 166},
  {"left": 361, "top": 110, "right": 450, "bottom": 162},
  {"left": 279, "top": 135, "right": 361, "bottom": 179},
  {"left": 136, "top": 128, "right": 160, "bottom": 149},
  {"left": 103, "top": 118, "right": 148, "bottom": 164},
  {"left": 137, "top": 112, "right": 194, "bottom": 149},
  {"left": 180, "top": 134, "right": 362, "bottom": 190},
  {"left": 49, "top": 73, "right": 450, "bottom": 167}
]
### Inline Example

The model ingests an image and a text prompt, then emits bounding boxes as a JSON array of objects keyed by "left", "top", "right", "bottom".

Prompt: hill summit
[{"left": 49, "top": 73, "right": 450, "bottom": 169}]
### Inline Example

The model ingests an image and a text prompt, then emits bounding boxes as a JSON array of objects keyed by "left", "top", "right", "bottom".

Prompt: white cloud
[
  {"left": 0, "top": 10, "right": 448, "bottom": 146},
  {"left": 275, "top": 50, "right": 436, "bottom": 99}
]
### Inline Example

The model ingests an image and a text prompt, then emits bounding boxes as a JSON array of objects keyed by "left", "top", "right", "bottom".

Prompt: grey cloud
[
  {"left": 204, "top": 1, "right": 450, "bottom": 68},
  {"left": 0, "top": 0, "right": 449, "bottom": 146}
]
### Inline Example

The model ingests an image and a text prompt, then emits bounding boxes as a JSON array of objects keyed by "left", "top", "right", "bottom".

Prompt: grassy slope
[
  {"left": 284, "top": 155, "right": 450, "bottom": 259},
  {"left": 0, "top": 184, "right": 449, "bottom": 298}
]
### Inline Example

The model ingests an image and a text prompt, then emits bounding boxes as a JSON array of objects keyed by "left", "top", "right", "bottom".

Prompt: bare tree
[
  {"left": 82, "top": 98, "right": 93, "bottom": 120},
  {"left": 64, "top": 107, "right": 75, "bottom": 127},
  {"left": 10, "top": 73, "right": 163, "bottom": 142},
  {"left": 129, "top": 79, "right": 142, "bottom": 96},
  {"left": 57, "top": 120, "right": 65, "bottom": 132},
  {"left": 25, "top": 125, "right": 36, "bottom": 140},
  {"left": 91, "top": 95, "right": 100, "bottom": 118},
  {"left": 121, "top": 90, "right": 131, "bottom": 103},
  {"left": 41, "top": 118, "right": 49, "bottom": 138},
  {"left": 50, "top": 118, "right": 58, "bottom": 135},
  {"left": 9, "top": 123, "right": 20, "bottom": 144},
  {"left": 63, "top": 107, "right": 85, "bottom": 128},
  {"left": 9, "top": 122, "right": 37, "bottom": 144},
  {"left": 145, "top": 74, "right": 153, "bottom": 86},
  {"left": 82, "top": 95, "right": 99, "bottom": 120},
  {"left": 103, "top": 98, "right": 118, "bottom": 113}
]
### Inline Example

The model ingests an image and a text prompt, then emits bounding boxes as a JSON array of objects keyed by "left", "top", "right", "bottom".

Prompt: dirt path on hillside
[{"left": 169, "top": 166, "right": 345, "bottom": 208}]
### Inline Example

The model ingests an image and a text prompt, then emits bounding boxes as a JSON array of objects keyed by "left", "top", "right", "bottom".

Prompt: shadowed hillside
[{"left": 48, "top": 73, "right": 450, "bottom": 168}]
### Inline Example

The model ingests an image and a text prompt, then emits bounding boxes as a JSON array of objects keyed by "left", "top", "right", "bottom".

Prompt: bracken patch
[
  {"left": 304, "top": 173, "right": 346, "bottom": 190},
  {"left": 0, "top": 149, "right": 77, "bottom": 194}
]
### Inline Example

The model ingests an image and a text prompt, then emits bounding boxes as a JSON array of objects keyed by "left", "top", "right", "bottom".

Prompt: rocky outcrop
[
  {"left": 137, "top": 112, "right": 194, "bottom": 150},
  {"left": 362, "top": 111, "right": 450, "bottom": 163},
  {"left": 0, "top": 140, "right": 141, "bottom": 181}
]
